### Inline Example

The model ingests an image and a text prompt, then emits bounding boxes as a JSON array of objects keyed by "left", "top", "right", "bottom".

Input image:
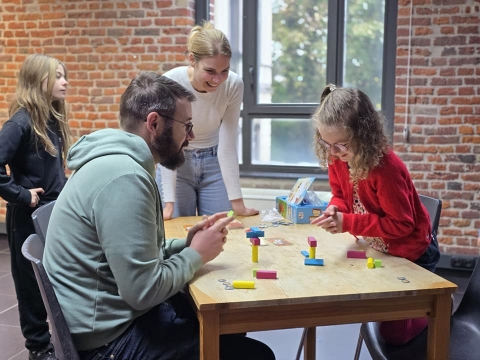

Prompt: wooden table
[{"left": 165, "top": 216, "right": 456, "bottom": 360}]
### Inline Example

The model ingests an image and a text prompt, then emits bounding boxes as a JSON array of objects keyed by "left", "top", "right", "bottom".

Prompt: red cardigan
[{"left": 328, "top": 150, "right": 431, "bottom": 261}]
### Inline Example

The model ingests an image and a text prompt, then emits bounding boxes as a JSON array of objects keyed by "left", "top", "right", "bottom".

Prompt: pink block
[
  {"left": 307, "top": 236, "right": 317, "bottom": 247},
  {"left": 347, "top": 250, "right": 367, "bottom": 259},
  {"left": 256, "top": 270, "right": 277, "bottom": 279},
  {"left": 250, "top": 237, "right": 261, "bottom": 246}
]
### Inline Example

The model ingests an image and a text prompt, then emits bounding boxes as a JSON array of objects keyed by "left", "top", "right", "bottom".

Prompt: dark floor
[{"left": 0, "top": 233, "right": 471, "bottom": 360}]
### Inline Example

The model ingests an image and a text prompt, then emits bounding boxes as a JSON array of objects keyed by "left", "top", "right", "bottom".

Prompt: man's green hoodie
[{"left": 43, "top": 129, "right": 203, "bottom": 351}]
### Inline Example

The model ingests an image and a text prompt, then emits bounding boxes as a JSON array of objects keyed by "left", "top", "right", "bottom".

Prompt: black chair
[
  {"left": 353, "top": 256, "right": 479, "bottom": 360},
  {"left": 31, "top": 200, "right": 56, "bottom": 245},
  {"left": 353, "top": 195, "right": 462, "bottom": 360},
  {"left": 21, "top": 234, "right": 81, "bottom": 360}
]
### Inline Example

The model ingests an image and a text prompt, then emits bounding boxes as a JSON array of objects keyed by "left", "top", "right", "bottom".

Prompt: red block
[
  {"left": 307, "top": 236, "right": 317, "bottom": 247},
  {"left": 347, "top": 250, "right": 367, "bottom": 259},
  {"left": 256, "top": 270, "right": 277, "bottom": 279},
  {"left": 250, "top": 237, "right": 261, "bottom": 246}
]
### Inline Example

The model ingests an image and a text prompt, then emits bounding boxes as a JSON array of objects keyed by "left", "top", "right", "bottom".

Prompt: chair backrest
[
  {"left": 21, "top": 234, "right": 80, "bottom": 360},
  {"left": 31, "top": 200, "right": 56, "bottom": 245},
  {"left": 419, "top": 194, "right": 442, "bottom": 245},
  {"left": 453, "top": 255, "right": 480, "bottom": 320}
]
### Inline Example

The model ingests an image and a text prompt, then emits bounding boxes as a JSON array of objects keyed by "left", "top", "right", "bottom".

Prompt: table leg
[
  {"left": 199, "top": 310, "right": 220, "bottom": 360},
  {"left": 427, "top": 293, "right": 451, "bottom": 360},
  {"left": 304, "top": 327, "right": 316, "bottom": 360}
]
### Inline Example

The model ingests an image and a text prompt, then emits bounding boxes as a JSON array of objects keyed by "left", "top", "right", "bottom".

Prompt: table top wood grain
[{"left": 165, "top": 215, "right": 457, "bottom": 312}]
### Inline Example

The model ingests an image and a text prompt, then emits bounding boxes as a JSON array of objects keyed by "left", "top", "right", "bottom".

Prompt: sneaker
[{"left": 28, "top": 343, "right": 57, "bottom": 360}]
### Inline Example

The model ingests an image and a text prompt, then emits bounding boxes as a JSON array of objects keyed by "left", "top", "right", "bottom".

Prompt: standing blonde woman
[
  {"left": 156, "top": 21, "right": 258, "bottom": 219},
  {"left": 0, "top": 54, "right": 71, "bottom": 360}
]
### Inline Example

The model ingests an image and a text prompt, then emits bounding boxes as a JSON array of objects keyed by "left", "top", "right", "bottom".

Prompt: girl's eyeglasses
[{"left": 318, "top": 138, "right": 349, "bottom": 153}]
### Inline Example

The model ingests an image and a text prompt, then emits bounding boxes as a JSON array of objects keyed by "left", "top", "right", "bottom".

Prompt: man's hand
[
  {"left": 29, "top": 188, "right": 44, "bottom": 207},
  {"left": 188, "top": 214, "right": 235, "bottom": 264},
  {"left": 186, "top": 212, "right": 230, "bottom": 246}
]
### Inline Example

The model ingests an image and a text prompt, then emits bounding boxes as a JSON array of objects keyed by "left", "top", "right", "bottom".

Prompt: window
[{"left": 208, "top": 0, "right": 397, "bottom": 178}]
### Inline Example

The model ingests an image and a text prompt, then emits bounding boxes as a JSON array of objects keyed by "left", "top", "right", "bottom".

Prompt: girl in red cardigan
[{"left": 311, "top": 84, "right": 440, "bottom": 345}]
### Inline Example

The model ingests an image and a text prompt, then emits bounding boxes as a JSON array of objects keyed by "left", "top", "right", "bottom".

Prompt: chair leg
[
  {"left": 295, "top": 327, "right": 308, "bottom": 360},
  {"left": 353, "top": 330, "right": 364, "bottom": 360}
]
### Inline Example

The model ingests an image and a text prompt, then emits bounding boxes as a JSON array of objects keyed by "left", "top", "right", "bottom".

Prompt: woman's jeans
[
  {"left": 78, "top": 293, "right": 275, "bottom": 360},
  {"left": 156, "top": 145, "right": 231, "bottom": 217}
]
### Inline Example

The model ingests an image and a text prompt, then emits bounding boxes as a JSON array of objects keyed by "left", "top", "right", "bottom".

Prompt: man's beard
[{"left": 152, "top": 126, "right": 188, "bottom": 170}]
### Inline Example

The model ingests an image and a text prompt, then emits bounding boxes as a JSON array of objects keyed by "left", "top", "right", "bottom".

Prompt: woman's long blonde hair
[
  {"left": 9, "top": 54, "right": 72, "bottom": 159},
  {"left": 188, "top": 21, "right": 232, "bottom": 61}
]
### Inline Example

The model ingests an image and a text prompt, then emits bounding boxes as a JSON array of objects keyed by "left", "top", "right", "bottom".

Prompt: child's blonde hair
[
  {"left": 312, "top": 84, "right": 389, "bottom": 181},
  {"left": 9, "top": 54, "right": 72, "bottom": 159}
]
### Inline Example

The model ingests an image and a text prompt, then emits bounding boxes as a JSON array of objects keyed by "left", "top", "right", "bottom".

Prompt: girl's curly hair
[{"left": 312, "top": 84, "right": 389, "bottom": 182}]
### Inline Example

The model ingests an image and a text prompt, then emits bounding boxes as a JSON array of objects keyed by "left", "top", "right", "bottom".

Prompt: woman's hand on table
[
  {"left": 163, "top": 202, "right": 174, "bottom": 220},
  {"left": 231, "top": 198, "right": 259, "bottom": 216}
]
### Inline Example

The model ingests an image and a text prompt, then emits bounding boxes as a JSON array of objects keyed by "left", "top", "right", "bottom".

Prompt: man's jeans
[{"left": 79, "top": 293, "right": 275, "bottom": 360}]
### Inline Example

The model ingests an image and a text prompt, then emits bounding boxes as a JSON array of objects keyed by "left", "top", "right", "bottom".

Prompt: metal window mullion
[{"left": 326, "top": 0, "right": 345, "bottom": 86}]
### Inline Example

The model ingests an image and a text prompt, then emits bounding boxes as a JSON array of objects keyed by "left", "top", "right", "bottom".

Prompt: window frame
[{"left": 197, "top": 0, "right": 398, "bottom": 179}]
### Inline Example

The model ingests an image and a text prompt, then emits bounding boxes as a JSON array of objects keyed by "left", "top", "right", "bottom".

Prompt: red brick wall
[
  {"left": 395, "top": 0, "right": 480, "bottom": 255},
  {"left": 0, "top": 0, "right": 195, "bottom": 222},
  {"left": 1, "top": 0, "right": 479, "bottom": 255}
]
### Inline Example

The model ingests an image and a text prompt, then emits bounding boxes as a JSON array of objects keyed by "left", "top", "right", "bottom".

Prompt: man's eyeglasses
[
  {"left": 318, "top": 138, "right": 349, "bottom": 153},
  {"left": 156, "top": 112, "right": 194, "bottom": 135}
]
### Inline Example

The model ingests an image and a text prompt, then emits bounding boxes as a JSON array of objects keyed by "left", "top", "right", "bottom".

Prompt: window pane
[
  {"left": 344, "top": 0, "right": 385, "bottom": 109},
  {"left": 251, "top": 118, "right": 318, "bottom": 166},
  {"left": 258, "top": 0, "right": 329, "bottom": 104},
  {"left": 213, "top": 0, "right": 243, "bottom": 76}
]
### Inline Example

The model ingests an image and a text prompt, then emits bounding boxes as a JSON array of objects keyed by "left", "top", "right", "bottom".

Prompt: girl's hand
[
  {"left": 29, "top": 188, "right": 44, "bottom": 207},
  {"left": 311, "top": 205, "right": 343, "bottom": 233}
]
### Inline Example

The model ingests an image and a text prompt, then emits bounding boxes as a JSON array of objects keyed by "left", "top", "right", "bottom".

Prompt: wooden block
[
  {"left": 232, "top": 280, "right": 255, "bottom": 289},
  {"left": 227, "top": 210, "right": 235, "bottom": 217},
  {"left": 250, "top": 237, "right": 261, "bottom": 246},
  {"left": 256, "top": 270, "right": 277, "bottom": 279},
  {"left": 301, "top": 250, "right": 309, "bottom": 258},
  {"left": 250, "top": 226, "right": 261, "bottom": 232},
  {"left": 307, "top": 236, "right": 317, "bottom": 247},
  {"left": 347, "top": 250, "right": 367, "bottom": 259},
  {"left": 309, "top": 247, "right": 316, "bottom": 259},
  {"left": 246, "top": 231, "right": 258, "bottom": 238},
  {"left": 252, "top": 245, "right": 258, "bottom": 262},
  {"left": 304, "top": 258, "right": 324, "bottom": 266},
  {"left": 374, "top": 259, "right": 383, "bottom": 268},
  {"left": 367, "top": 257, "right": 375, "bottom": 269}
]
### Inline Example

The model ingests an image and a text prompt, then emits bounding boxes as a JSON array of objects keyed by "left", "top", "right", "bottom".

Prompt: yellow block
[
  {"left": 233, "top": 280, "right": 255, "bottom": 289},
  {"left": 367, "top": 257, "right": 375, "bottom": 269},
  {"left": 252, "top": 245, "right": 258, "bottom": 262},
  {"left": 309, "top": 247, "right": 316, "bottom": 259}
]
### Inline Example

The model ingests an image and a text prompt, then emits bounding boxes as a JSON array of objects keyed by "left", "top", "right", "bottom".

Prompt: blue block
[
  {"left": 301, "top": 250, "right": 309, "bottom": 258},
  {"left": 246, "top": 231, "right": 258, "bottom": 238},
  {"left": 250, "top": 227, "right": 261, "bottom": 232},
  {"left": 304, "top": 258, "right": 324, "bottom": 266}
]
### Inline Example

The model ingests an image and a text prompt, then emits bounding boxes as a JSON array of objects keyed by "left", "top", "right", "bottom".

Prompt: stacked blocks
[
  {"left": 303, "top": 236, "right": 324, "bottom": 266},
  {"left": 246, "top": 227, "right": 264, "bottom": 263},
  {"left": 308, "top": 236, "right": 317, "bottom": 258}
]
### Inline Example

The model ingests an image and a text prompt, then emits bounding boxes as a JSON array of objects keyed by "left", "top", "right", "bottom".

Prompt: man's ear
[{"left": 145, "top": 112, "right": 161, "bottom": 134}]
